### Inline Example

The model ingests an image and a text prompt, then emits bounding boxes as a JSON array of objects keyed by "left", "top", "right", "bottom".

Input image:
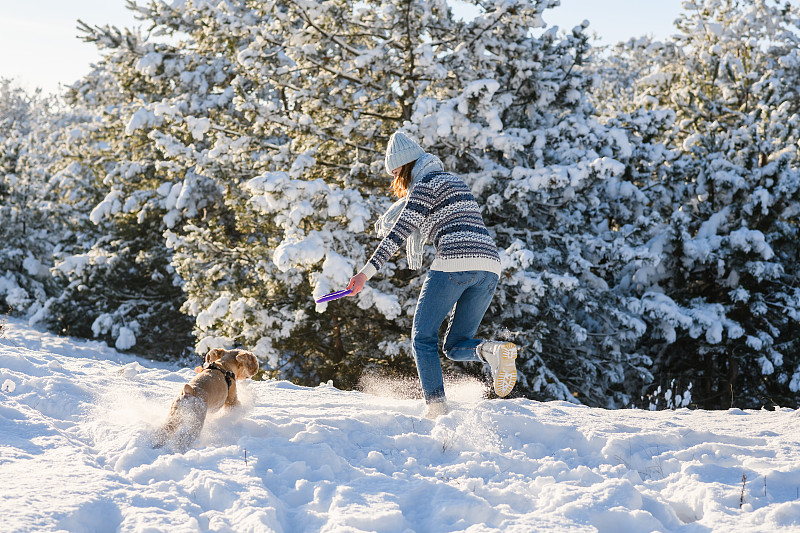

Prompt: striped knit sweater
[{"left": 359, "top": 166, "right": 501, "bottom": 280}]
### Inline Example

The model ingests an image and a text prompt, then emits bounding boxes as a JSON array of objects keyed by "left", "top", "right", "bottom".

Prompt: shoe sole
[{"left": 493, "top": 342, "right": 518, "bottom": 397}]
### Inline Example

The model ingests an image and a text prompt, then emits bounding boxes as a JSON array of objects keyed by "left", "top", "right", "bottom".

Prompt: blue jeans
[{"left": 411, "top": 270, "right": 499, "bottom": 403}]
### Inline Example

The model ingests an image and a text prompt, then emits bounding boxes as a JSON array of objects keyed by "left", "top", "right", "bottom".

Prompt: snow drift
[{"left": 1, "top": 317, "right": 800, "bottom": 532}]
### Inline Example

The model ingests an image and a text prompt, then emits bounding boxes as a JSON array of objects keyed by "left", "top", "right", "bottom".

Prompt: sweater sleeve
[{"left": 358, "top": 182, "right": 434, "bottom": 280}]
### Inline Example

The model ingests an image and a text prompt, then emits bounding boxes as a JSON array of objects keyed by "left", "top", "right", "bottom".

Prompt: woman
[{"left": 346, "top": 131, "right": 518, "bottom": 417}]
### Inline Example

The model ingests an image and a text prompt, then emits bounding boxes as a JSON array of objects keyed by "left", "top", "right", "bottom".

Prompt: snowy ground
[{"left": 1, "top": 317, "right": 800, "bottom": 533}]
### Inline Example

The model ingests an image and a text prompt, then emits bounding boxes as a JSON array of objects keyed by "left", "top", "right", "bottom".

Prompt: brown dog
[{"left": 152, "top": 348, "right": 259, "bottom": 452}]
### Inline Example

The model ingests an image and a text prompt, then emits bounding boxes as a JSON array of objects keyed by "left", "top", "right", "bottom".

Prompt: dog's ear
[
  {"left": 205, "top": 348, "right": 224, "bottom": 364},
  {"left": 236, "top": 351, "right": 259, "bottom": 378}
]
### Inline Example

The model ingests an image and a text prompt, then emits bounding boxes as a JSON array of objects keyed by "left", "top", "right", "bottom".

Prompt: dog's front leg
[{"left": 224, "top": 381, "right": 240, "bottom": 409}]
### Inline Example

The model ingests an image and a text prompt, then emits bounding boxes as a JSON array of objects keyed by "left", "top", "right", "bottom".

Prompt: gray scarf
[{"left": 374, "top": 153, "right": 444, "bottom": 270}]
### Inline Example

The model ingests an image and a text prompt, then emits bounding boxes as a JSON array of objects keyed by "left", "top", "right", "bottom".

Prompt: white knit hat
[{"left": 384, "top": 131, "right": 426, "bottom": 174}]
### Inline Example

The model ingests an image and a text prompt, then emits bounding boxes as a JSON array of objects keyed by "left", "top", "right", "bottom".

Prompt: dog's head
[{"left": 205, "top": 348, "right": 260, "bottom": 380}]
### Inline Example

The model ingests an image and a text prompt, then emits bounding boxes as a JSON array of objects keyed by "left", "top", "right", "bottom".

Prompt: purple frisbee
[{"left": 314, "top": 289, "right": 352, "bottom": 303}]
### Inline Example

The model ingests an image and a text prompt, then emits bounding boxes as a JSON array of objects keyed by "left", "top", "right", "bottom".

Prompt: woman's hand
[{"left": 347, "top": 272, "right": 367, "bottom": 296}]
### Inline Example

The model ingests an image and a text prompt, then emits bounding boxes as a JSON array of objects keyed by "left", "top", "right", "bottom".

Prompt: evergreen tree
[
  {"left": 0, "top": 80, "right": 74, "bottom": 321},
  {"left": 605, "top": 0, "right": 800, "bottom": 408},
  {"left": 47, "top": 21, "right": 200, "bottom": 356},
  {"left": 151, "top": 0, "right": 658, "bottom": 404}
]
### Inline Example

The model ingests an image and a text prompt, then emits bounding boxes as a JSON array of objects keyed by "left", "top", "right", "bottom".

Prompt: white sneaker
[
  {"left": 425, "top": 401, "right": 448, "bottom": 419},
  {"left": 479, "top": 341, "right": 518, "bottom": 397}
]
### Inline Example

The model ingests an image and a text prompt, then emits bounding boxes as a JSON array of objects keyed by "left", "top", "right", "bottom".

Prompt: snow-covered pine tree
[
  {"left": 588, "top": 36, "right": 673, "bottom": 117},
  {"left": 613, "top": 0, "right": 800, "bottom": 408},
  {"left": 46, "top": 20, "right": 202, "bottom": 356},
  {"left": 57, "top": 0, "right": 659, "bottom": 404},
  {"left": 160, "top": 0, "right": 464, "bottom": 387},
  {"left": 0, "top": 80, "right": 73, "bottom": 321},
  {"left": 156, "top": 0, "right": 657, "bottom": 404}
]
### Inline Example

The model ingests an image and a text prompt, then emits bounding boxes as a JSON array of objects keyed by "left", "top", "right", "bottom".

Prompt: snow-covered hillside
[{"left": 1, "top": 317, "right": 799, "bottom": 533}]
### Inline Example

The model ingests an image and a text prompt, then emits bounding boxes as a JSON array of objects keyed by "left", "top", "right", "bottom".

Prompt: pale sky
[{"left": 0, "top": 0, "right": 683, "bottom": 95}]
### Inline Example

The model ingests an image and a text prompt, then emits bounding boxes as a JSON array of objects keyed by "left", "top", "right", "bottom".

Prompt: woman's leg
[
  {"left": 411, "top": 270, "right": 465, "bottom": 403},
  {"left": 443, "top": 271, "right": 498, "bottom": 361}
]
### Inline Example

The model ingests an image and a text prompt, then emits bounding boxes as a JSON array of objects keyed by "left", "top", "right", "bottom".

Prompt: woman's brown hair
[{"left": 390, "top": 160, "right": 417, "bottom": 198}]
